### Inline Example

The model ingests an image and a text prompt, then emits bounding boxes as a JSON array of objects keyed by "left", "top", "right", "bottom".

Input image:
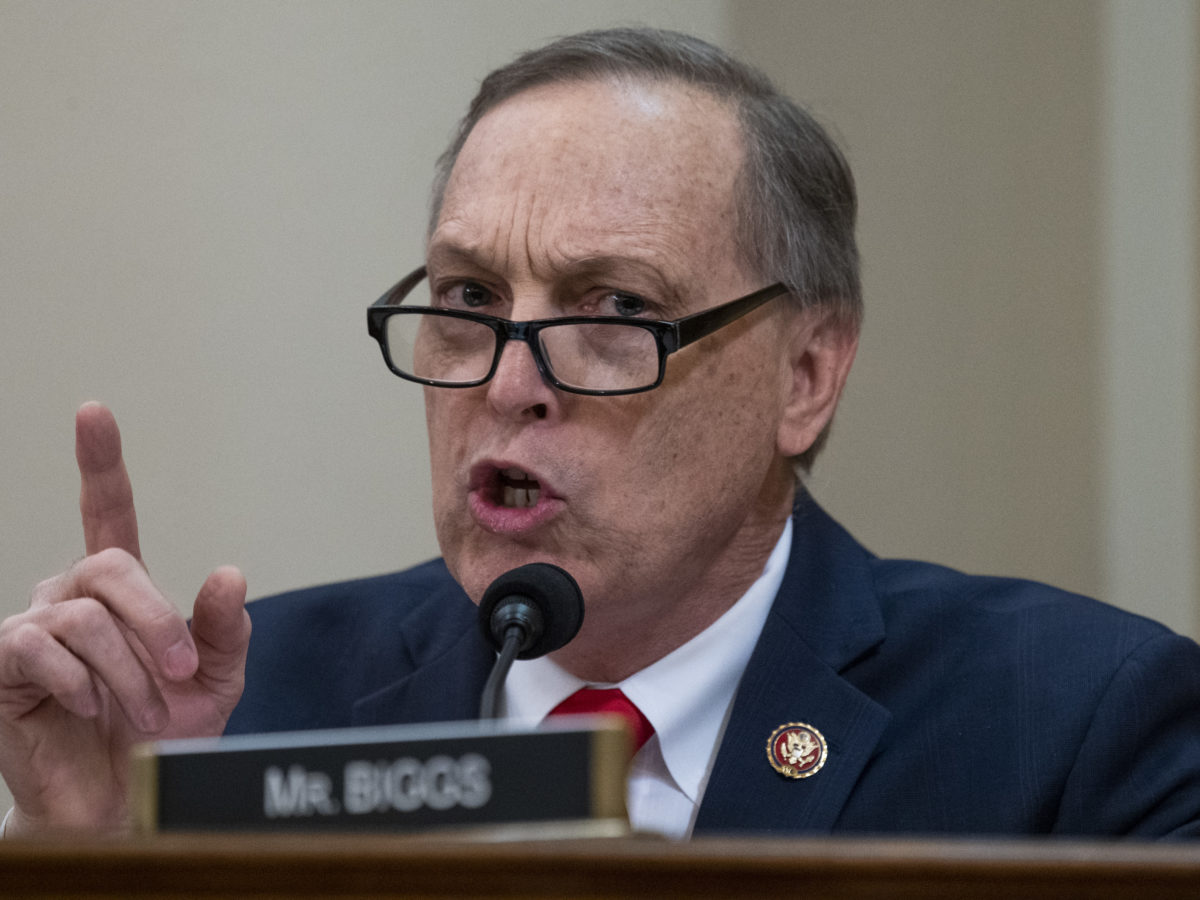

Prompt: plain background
[{"left": 1, "top": 1, "right": 1197, "bottom": 816}]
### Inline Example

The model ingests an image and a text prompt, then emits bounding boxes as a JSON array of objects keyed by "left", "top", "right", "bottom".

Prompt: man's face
[{"left": 424, "top": 78, "right": 803, "bottom": 674}]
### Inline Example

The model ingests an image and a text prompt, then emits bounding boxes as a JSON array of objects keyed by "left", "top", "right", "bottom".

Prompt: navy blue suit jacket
[{"left": 226, "top": 495, "right": 1200, "bottom": 837}]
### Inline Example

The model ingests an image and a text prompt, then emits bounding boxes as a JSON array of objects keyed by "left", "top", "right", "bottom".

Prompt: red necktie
[{"left": 548, "top": 687, "right": 655, "bottom": 753}]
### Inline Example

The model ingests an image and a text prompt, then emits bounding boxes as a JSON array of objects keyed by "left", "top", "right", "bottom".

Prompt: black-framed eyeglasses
[{"left": 367, "top": 266, "right": 789, "bottom": 396}]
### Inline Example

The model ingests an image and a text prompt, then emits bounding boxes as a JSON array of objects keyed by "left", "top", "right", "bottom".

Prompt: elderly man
[{"left": 2, "top": 28, "right": 1199, "bottom": 839}]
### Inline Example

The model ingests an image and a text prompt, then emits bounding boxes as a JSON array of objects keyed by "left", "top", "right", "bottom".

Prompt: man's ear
[{"left": 776, "top": 308, "right": 859, "bottom": 458}]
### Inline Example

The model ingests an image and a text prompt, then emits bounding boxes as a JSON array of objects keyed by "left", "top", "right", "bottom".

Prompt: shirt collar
[{"left": 504, "top": 517, "right": 792, "bottom": 803}]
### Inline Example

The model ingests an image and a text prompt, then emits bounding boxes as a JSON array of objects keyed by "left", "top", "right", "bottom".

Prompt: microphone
[{"left": 477, "top": 563, "right": 584, "bottom": 719}]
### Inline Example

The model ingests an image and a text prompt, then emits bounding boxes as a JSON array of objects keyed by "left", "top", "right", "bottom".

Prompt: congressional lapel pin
[{"left": 767, "top": 722, "right": 828, "bottom": 779}]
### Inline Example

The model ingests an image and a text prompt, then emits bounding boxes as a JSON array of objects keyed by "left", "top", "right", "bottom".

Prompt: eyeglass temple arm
[
  {"left": 367, "top": 266, "right": 430, "bottom": 344},
  {"left": 671, "top": 283, "right": 790, "bottom": 350}
]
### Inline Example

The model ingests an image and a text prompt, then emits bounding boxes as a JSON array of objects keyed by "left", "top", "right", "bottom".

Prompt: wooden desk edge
[{"left": 1, "top": 833, "right": 1197, "bottom": 898}]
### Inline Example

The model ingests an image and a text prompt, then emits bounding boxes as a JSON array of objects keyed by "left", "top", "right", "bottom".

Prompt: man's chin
[{"left": 446, "top": 546, "right": 571, "bottom": 605}]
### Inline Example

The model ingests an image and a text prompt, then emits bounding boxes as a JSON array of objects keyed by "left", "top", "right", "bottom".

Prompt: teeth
[
  {"left": 496, "top": 465, "right": 540, "bottom": 507},
  {"left": 501, "top": 485, "right": 540, "bottom": 508}
]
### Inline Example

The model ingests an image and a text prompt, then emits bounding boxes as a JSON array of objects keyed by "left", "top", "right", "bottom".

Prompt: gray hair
[{"left": 429, "top": 28, "right": 861, "bottom": 470}]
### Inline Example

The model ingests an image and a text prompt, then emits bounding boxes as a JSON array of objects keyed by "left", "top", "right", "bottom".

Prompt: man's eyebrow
[
  {"left": 424, "top": 248, "right": 695, "bottom": 314},
  {"left": 556, "top": 257, "right": 693, "bottom": 315},
  {"left": 425, "top": 243, "right": 490, "bottom": 273}
]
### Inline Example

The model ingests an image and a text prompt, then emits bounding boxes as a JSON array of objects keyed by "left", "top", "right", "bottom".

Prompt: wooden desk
[{"left": 1, "top": 833, "right": 1198, "bottom": 898}]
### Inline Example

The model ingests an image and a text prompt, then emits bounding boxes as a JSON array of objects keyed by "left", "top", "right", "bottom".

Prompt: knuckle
[
  {"left": 4, "top": 620, "right": 50, "bottom": 660},
  {"left": 0, "top": 620, "right": 99, "bottom": 712},
  {"left": 86, "top": 546, "right": 138, "bottom": 580},
  {"left": 56, "top": 596, "right": 110, "bottom": 632},
  {"left": 30, "top": 575, "right": 57, "bottom": 604},
  {"left": 29, "top": 567, "right": 75, "bottom": 607}
]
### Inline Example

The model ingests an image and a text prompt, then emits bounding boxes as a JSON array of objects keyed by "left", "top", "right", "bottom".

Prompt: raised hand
[{"left": 0, "top": 403, "right": 250, "bottom": 833}]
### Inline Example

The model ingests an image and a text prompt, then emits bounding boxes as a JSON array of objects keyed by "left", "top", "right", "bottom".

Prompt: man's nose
[{"left": 485, "top": 337, "right": 556, "bottom": 421}]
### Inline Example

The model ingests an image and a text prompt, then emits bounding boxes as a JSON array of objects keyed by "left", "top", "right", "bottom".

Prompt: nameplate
[{"left": 131, "top": 717, "right": 630, "bottom": 835}]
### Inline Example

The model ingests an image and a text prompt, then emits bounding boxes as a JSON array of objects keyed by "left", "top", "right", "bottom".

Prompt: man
[{"left": 2, "top": 28, "right": 1199, "bottom": 839}]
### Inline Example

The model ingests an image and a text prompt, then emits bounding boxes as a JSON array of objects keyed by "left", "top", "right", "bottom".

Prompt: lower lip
[{"left": 468, "top": 489, "right": 565, "bottom": 535}]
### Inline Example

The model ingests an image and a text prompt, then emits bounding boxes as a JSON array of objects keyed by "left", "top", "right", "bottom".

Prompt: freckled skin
[{"left": 424, "top": 78, "right": 852, "bottom": 681}]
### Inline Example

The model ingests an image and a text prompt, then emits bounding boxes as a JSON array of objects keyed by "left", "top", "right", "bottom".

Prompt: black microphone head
[{"left": 478, "top": 562, "right": 584, "bottom": 660}]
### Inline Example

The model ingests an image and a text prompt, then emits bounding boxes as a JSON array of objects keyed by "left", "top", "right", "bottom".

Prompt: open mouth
[
  {"left": 497, "top": 467, "right": 540, "bottom": 508},
  {"left": 468, "top": 460, "right": 561, "bottom": 534}
]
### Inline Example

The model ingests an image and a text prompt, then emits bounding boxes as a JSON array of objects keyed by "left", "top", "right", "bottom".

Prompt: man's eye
[
  {"left": 460, "top": 282, "right": 493, "bottom": 308},
  {"left": 439, "top": 281, "right": 495, "bottom": 309},
  {"left": 610, "top": 293, "right": 646, "bottom": 317}
]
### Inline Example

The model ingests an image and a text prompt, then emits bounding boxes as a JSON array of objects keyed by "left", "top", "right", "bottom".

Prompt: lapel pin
[{"left": 767, "top": 722, "right": 828, "bottom": 779}]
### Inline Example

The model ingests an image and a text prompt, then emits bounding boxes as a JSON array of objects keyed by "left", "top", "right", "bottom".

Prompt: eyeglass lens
[{"left": 383, "top": 314, "right": 661, "bottom": 391}]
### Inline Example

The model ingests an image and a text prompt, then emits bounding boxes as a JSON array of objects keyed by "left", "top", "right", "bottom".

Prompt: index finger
[{"left": 76, "top": 402, "right": 142, "bottom": 561}]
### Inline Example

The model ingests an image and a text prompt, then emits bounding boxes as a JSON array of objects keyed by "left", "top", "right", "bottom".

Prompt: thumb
[{"left": 189, "top": 566, "right": 250, "bottom": 702}]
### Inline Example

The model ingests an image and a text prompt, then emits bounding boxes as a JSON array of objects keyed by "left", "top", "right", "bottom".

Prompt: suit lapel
[
  {"left": 350, "top": 597, "right": 494, "bottom": 727},
  {"left": 695, "top": 495, "right": 891, "bottom": 834}
]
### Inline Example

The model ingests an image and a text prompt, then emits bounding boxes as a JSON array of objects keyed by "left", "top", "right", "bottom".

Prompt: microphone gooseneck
[{"left": 477, "top": 563, "right": 584, "bottom": 719}]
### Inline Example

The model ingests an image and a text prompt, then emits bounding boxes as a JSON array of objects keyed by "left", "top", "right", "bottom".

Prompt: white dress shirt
[{"left": 503, "top": 517, "right": 791, "bottom": 839}]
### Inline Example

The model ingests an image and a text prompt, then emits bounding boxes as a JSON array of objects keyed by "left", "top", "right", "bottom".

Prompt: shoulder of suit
[{"left": 243, "top": 558, "right": 467, "bottom": 625}]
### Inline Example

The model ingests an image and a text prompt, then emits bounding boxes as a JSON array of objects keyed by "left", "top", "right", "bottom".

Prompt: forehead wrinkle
[
  {"left": 434, "top": 198, "right": 735, "bottom": 309},
  {"left": 434, "top": 78, "right": 749, "bottom": 303},
  {"left": 595, "top": 220, "right": 723, "bottom": 306}
]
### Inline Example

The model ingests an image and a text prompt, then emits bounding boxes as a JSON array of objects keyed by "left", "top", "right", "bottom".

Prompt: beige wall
[
  {"left": 731, "top": 0, "right": 1109, "bottom": 607},
  {"left": 1098, "top": 0, "right": 1199, "bottom": 637},
  {"left": 1, "top": 0, "right": 1197, "bottom": 811},
  {"left": 0, "top": 0, "right": 728, "bottom": 617}
]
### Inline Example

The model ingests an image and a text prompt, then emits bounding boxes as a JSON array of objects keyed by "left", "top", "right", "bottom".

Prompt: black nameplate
[{"left": 131, "top": 718, "right": 630, "bottom": 834}]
